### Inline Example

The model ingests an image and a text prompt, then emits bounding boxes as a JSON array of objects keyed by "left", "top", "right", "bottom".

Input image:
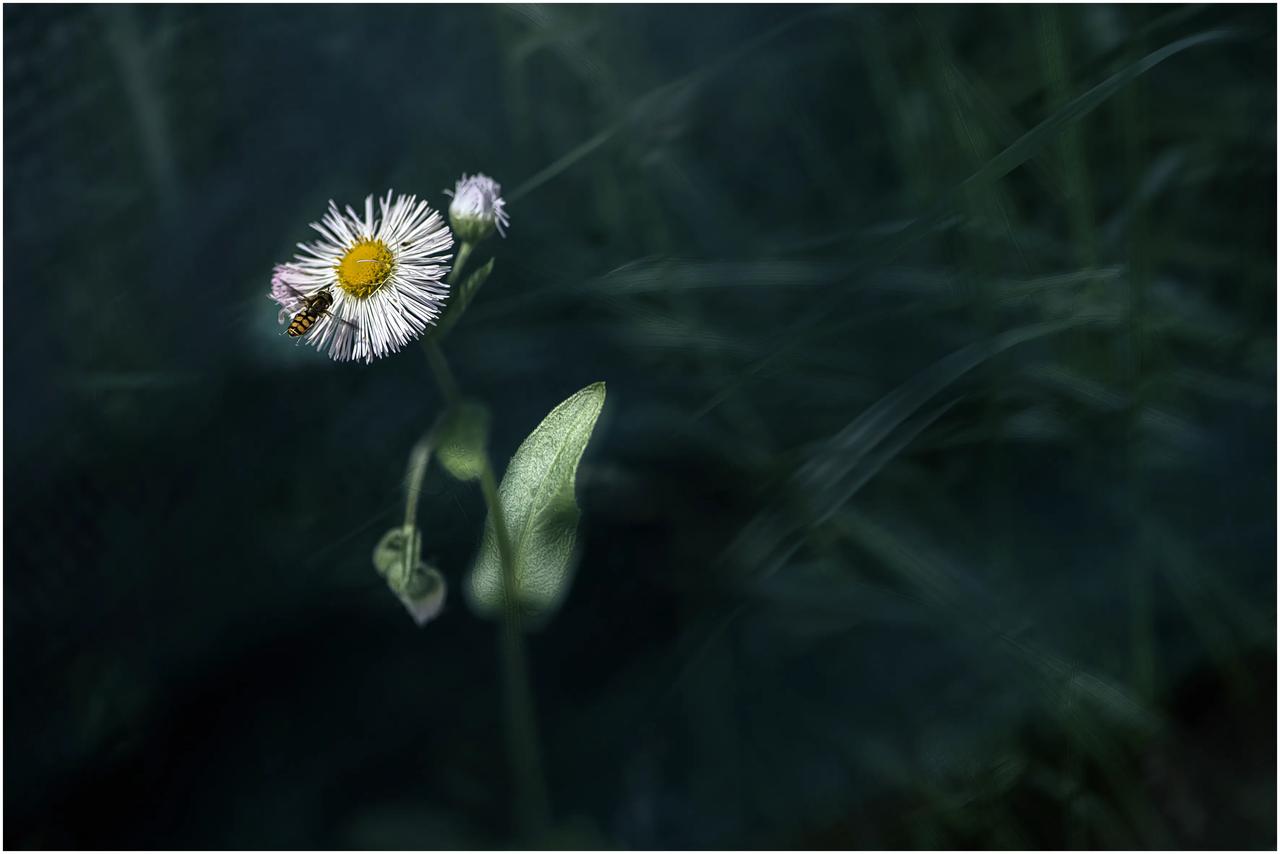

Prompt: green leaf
[
  {"left": 466, "top": 382, "right": 606, "bottom": 626},
  {"left": 373, "top": 526, "right": 447, "bottom": 626},
  {"left": 436, "top": 400, "right": 490, "bottom": 482}
]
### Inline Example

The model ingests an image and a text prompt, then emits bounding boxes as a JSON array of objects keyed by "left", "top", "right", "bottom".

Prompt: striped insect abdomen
[{"left": 287, "top": 309, "right": 319, "bottom": 337}]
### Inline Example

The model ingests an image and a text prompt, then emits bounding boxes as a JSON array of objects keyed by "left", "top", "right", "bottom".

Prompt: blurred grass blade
[
  {"left": 811, "top": 396, "right": 962, "bottom": 527},
  {"left": 509, "top": 8, "right": 831, "bottom": 201},
  {"left": 798, "top": 317, "right": 1106, "bottom": 499},
  {"left": 959, "top": 28, "right": 1236, "bottom": 195},
  {"left": 842, "top": 511, "right": 1159, "bottom": 734}
]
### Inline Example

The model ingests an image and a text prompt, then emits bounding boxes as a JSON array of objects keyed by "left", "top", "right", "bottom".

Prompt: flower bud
[
  {"left": 373, "top": 525, "right": 447, "bottom": 626},
  {"left": 445, "top": 173, "right": 509, "bottom": 244}
]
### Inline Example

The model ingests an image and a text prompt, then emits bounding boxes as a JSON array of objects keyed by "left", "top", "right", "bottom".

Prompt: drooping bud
[{"left": 373, "top": 525, "right": 447, "bottom": 626}]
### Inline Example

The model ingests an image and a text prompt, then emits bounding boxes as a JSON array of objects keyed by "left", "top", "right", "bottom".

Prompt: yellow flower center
[{"left": 335, "top": 239, "right": 394, "bottom": 298}]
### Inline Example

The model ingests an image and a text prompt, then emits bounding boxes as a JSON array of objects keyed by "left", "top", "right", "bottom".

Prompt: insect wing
[
  {"left": 276, "top": 283, "right": 359, "bottom": 332},
  {"left": 276, "top": 281, "right": 317, "bottom": 311}
]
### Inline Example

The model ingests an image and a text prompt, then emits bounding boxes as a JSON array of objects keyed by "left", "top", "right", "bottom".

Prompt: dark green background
[{"left": 4, "top": 4, "right": 1276, "bottom": 849}]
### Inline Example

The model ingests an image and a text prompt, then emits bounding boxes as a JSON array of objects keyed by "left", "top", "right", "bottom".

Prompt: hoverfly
[
  {"left": 273, "top": 282, "right": 358, "bottom": 339},
  {"left": 286, "top": 287, "right": 334, "bottom": 338}
]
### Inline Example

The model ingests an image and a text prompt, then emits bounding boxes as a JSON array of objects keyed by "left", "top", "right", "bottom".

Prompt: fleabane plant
[{"left": 267, "top": 176, "right": 604, "bottom": 842}]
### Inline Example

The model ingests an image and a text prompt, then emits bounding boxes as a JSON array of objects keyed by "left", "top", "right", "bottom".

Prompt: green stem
[
  {"left": 423, "top": 241, "right": 472, "bottom": 401},
  {"left": 400, "top": 426, "right": 441, "bottom": 583},
  {"left": 480, "top": 458, "right": 551, "bottom": 841},
  {"left": 424, "top": 339, "right": 460, "bottom": 406},
  {"left": 433, "top": 241, "right": 479, "bottom": 341},
  {"left": 403, "top": 431, "right": 435, "bottom": 531},
  {"left": 420, "top": 340, "right": 550, "bottom": 842},
  {"left": 452, "top": 241, "right": 474, "bottom": 285}
]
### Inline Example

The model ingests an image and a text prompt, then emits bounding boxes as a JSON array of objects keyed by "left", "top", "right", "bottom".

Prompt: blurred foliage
[{"left": 3, "top": 3, "right": 1275, "bottom": 849}]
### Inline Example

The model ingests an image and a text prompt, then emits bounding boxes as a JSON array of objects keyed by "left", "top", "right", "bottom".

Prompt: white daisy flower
[
  {"left": 270, "top": 190, "right": 454, "bottom": 364},
  {"left": 444, "top": 173, "right": 509, "bottom": 243}
]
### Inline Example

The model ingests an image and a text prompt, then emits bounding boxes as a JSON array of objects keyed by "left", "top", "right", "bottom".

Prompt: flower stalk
[
  {"left": 424, "top": 339, "right": 460, "bottom": 406},
  {"left": 403, "top": 429, "right": 435, "bottom": 534},
  {"left": 480, "top": 456, "right": 551, "bottom": 841},
  {"left": 374, "top": 427, "right": 448, "bottom": 627},
  {"left": 453, "top": 241, "right": 474, "bottom": 287},
  {"left": 422, "top": 242, "right": 551, "bottom": 839}
]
